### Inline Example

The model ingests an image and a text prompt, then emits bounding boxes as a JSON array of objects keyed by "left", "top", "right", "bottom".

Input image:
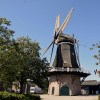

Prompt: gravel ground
[{"left": 40, "top": 94, "right": 98, "bottom": 100}]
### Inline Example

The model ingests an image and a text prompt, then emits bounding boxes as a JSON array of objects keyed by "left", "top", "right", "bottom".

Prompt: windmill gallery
[{"left": 43, "top": 8, "right": 90, "bottom": 96}]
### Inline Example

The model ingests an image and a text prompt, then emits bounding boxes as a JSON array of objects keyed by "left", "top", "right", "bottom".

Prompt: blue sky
[{"left": 0, "top": 0, "right": 100, "bottom": 81}]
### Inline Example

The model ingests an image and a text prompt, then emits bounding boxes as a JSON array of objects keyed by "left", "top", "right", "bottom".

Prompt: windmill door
[
  {"left": 60, "top": 86, "right": 69, "bottom": 96},
  {"left": 52, "top": 87, "right": 55, "bottom": 95}
]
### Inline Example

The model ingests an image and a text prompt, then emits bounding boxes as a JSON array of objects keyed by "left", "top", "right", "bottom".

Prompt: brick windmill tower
[{"left": 43, "top": 8, "right": 90, "bottom": 96}]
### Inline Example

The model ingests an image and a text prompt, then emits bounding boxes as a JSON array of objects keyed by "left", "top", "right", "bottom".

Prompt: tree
[
  {"left": 6, "top": 37, "right": 49, "bottom": 93},
  {"left": 90, "top": 41, "right": 100, "bottom": 65},
  {"left": 31, "top": 57, "right": 49, "bottom": 91},
  {"left": 0, "top": 18, "right": 49, "bottom": 93},
  {"left": 13, "top": 37, "right": 49, "bottom": 93},
  {"left": 0, "top": 18, "right": 14, "bottom": 90}
]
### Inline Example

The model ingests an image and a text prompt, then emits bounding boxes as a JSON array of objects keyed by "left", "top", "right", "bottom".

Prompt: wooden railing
[{"left": 50, "top": 67, "right": 90, "bottom": 74}]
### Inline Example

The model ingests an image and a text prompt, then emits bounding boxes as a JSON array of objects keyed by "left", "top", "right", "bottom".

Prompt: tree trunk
[
  {"left": 3, "top": 82, "right": 7, "bottom": 92},
  {"left": 20, "top": 80, "right": 24, "bottom": 93}
]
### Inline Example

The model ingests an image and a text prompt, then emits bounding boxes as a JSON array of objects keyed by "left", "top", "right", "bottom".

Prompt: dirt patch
[{"left": 40, "top": 94, "right": 98, "bottom": 100}]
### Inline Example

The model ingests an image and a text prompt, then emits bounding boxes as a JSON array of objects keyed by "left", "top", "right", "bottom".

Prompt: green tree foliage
[
  {"left": 90, "top": 41, "right": 100, "bottom": 65},
  {"left": 12, "top": 37, "right": 49, "bottom": 93},
  {"left": 0, "top": 18, "right": 14, "bottom": 90},
  {"left": 0, "top": 18, "right": 14, "bottom": 45},
  {"left": 0, "top": 18, "right": 49, "bottom": 93}
]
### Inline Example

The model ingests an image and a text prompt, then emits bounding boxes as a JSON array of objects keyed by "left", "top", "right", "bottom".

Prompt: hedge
[{"left": 0, "top": 92, "right": 40, "bottom": 100}]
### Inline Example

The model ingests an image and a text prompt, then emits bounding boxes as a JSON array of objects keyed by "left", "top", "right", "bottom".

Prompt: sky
[{"left": 0, "top": 0, "right": 100, "bottom": 81}]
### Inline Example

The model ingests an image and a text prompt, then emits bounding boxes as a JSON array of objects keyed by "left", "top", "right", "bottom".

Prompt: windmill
[
  {"left": 43, "top": 8, "right": 80, "bottom": 67},
  {"left": 43, "top": 8, "right": 90, "bottom": 96},
  {"left": 43, "top": 8, "right": 76, "bottom": 64}
]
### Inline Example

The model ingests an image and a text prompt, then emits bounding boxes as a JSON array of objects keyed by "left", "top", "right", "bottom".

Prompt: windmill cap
[{"left": 57, "top": 33, "right": 76, "bottom": 44}]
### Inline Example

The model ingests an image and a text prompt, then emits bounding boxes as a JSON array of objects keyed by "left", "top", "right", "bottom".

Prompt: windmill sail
[
  {"left": 74, "top": 40, "right": 80, "bottom": 67},
  {"left": 49, "top": 15, "right": 60, "bottom": 64},
  {"left": 58, "top": 8, "right": 73, "bottom": 34},
  {"left": 55, "top": 14, "right": 60, "bottom": 33},
  {"left": 42, "top": 40, "right": 54, "bottom": 55}
]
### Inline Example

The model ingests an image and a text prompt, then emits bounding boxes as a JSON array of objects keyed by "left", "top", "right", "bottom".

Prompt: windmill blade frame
[
  {"left": 42, "top": 40, "right": 54, "bottom": 55},
  {"left": 55, "top": 14, "right": 60, "bottom": 33},
  {"left": 74, "top": 38, "right": 80, "bottom": 67},
  {"left": 49, "top": 40, "right": 55, "bottom": 65},
  {"left": 57, "top": 8, "right": 73, "bottom": 35},
  {"left": 49, "top": 15, "right": 60, "bottom": 65}
]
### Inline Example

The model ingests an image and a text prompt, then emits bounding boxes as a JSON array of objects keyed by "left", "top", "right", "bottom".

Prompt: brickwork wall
[{"left": 48, "top": 74, "right": 81, "bottom": 96}]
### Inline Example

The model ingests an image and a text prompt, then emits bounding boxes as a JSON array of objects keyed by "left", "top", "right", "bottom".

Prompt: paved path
[{"left": 40, "top": 95, "right": 98, "bottom": 100}]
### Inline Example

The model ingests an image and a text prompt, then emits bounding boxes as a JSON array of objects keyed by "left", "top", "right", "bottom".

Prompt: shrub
[
  {"left": 43, "top": 91, "right": 48, "bottom": 94},
  {"left": 0, "top": 92, "right": 40, "bottom": 100}
]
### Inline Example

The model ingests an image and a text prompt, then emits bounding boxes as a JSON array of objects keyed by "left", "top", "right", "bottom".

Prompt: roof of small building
[{"left": 81, "top": 80, "right": 100, "bottom": 86}]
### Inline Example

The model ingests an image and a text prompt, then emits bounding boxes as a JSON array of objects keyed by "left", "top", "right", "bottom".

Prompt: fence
[{"left": 50, "top": 67, "right": 90, "bottom": 74}]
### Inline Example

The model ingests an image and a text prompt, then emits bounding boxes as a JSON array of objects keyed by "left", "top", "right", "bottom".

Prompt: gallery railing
[{"left": 50, "top": 67, "right": 91, "bottom": 74}]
